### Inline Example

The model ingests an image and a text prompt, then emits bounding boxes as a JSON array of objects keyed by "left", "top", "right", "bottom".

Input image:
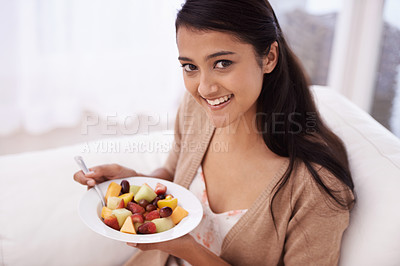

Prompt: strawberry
[
  {"left": 138, "top": 222, "right": 157, "bottom": 234},
  {"left": 154, "top": 183, "right": 167, "bottom": 196},
  {"left": 126, "top": 202, "right": 145, "bottom": 214},
  {"left": 131, "top": 213, "right": 144, "bottom": 224},
  {"left": 144, "top": 210, "right": 160, "bottom": 221}
]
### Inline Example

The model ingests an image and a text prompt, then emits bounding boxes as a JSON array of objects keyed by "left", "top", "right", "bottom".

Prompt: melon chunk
[
  {"left": 134, "top": 183, "right": 157, "bottom": 203},
  {"left": 101, "top": 206, "right": 113, "bottom": 219},
  {"left": 170, "top": 206, "right": 189, "bottom": 225},
  {"left": 105, "top": 182, "right": 122, "bottom": 204},
  {"left": 120, "top": 216, "right": 136, "bottom": 234},
  {"left": 129, "top": 185, "right": 141, "bottom": 196},
  {"left": 107, "top": 196, "right": 124, "bottom": 210},
  {"left": 112, "top": 208, "right": 132, "bottom": 228},
  {"left": 152, "top": 217, "right": 174, "bottom": 233}
]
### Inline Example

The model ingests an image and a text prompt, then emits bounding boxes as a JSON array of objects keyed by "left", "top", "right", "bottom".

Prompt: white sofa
[{"left": 1, "top": 86, "right": 399, "bottom": 266}]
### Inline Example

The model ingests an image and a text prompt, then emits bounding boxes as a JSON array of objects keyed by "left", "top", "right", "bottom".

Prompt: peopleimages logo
[
  {"left": 80, "top": 113, "right": 175, "bottom": 135},
  {"left": 80, "top": 140, "right": 229, "bottom": 154},
  {"left": 80, "top": 111, "right": 318, "bottom": 136},
  {"left": 80, "top": 140, "right": 172, "bottom": 153}
]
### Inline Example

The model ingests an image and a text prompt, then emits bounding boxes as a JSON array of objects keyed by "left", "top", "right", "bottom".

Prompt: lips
[{"left": 205, "top": 94, "right": 233, "bottom": 106}]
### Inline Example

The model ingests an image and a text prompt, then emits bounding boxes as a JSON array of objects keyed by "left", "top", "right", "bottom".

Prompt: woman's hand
[
  {"left": 127, "top": 234, "right": 230, "bottom": 266},
  {"left": 73, "top": 163, "right": 138, "bottom": 188},
  {"left": 127, "top": 234, "right": 194, "bottom": 257}
]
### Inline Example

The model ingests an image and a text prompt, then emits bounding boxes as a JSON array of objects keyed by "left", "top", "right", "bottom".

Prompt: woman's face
[{"left": 177, "top": 27, "right": 276, "bottom": 128}]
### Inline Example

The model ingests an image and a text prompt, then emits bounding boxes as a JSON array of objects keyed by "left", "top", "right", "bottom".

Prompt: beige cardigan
[{"left": 125, "top": 93, "right": 353, "bottom": 266}]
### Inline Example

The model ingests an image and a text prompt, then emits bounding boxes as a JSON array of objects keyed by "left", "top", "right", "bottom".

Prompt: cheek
[
  {"left": 233, "top": 71, "right": 263, "bottom": 99},
  {"left": 183, "top": 76, "right": 203, "bottom": 103},
  {"left": 183, "top": 76, "right": 196, "bottom": 94}
]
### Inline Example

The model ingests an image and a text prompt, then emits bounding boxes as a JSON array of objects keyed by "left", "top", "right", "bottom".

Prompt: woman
[{"left": 74, "top": 0, "right": 355, "bottom": 265}]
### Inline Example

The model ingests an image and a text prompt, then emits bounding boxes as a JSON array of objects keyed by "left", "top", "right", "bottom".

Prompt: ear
[{"left": 262, "top": 41, "right": 279, "bottom": 74}]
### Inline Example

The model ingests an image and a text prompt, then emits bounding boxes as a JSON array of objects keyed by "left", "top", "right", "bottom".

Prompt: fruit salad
[{"left": 100, "top": 180, "right": 189, "bottom": 235}]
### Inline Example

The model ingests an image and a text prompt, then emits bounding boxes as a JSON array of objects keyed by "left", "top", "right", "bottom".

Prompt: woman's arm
[
  {"left": 283, "top": 169, "right": 354, "bottom": 265},
  {"left": 128, "top": 234, "right": 230, "bottom": 266},
  {"left": 73, "top": 164, "right": 173, "bottom": 187},
  {"left": 149, "top": 167, "right": 174, "bottom": 182}
]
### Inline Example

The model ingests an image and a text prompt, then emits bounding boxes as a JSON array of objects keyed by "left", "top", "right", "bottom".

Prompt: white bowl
[{"left": 78, "top": 177, "right": 203, "bottom": 243}]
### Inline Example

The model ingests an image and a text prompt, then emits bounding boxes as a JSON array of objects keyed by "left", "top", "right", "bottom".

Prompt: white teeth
[{"left": 206, "top": 94, "right": 232, "bottom": 106}]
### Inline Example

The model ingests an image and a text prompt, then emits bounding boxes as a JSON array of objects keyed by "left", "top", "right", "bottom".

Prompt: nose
[{"left": 197, "top": 72, "right": 219, "bottom": 98}]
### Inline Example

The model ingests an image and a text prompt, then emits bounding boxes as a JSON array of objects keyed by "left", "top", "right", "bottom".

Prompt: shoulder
[
  {"left": 278, "top": 161, "right": 354, "bottom": 265},
  {"left": 288, "top": 161, "right": 354, "bottom": 212}
]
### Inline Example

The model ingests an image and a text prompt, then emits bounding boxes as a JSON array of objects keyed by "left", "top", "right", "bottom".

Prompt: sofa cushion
[
  {"left": 312, "top": 86, "right": 400, "bottom": 265},
  {"left": 0, "top": 131, "right": 173, "bottom": 266}
]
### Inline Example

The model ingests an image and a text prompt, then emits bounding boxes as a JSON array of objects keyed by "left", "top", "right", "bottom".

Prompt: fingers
[
  {"left": 126, "top": 243, "right": 155, "bottom": 251},
  {"left": 83, "top": 165, "right": 110, "bottom": 183},
  {"left": 98, "top": 164, "right": 123, "bottom": 177},
  {"left": 73, "top": 164, "right": 118, "bottom": 186},
  {"left": 86, "top": 164, "right": 118, "bottom": 179},
  {"left": 73, "top": 170, "right": 95, "bottom": 186},
  {"left": 73, "top": 163, "right": 136, "bottom": 188}
]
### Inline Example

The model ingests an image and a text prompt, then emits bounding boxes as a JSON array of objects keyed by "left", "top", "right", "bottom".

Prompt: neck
[{"left": 215, "top": 111, "right": 264, "bottom": 151}]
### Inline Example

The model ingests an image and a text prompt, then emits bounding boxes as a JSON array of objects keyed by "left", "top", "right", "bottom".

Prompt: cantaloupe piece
[
  {"left": 112, "top": 208, "right": 132, "bottom": 228},
  {"left": 101, "top": 206, "right": 113, "bottom": 219},
  {"left": 120, "top": 216, "right": 136, "bottom": 234},
  {"left": 170, "top": 206, "right": 188, "bottom": 225},
  {"left": 105, "top": 182, "right": 122, "bottom": 204}
]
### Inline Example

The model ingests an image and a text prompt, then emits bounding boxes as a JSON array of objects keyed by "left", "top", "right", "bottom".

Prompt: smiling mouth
[{"left": 204, "top": 94, "right": 233, "bottom": 106}]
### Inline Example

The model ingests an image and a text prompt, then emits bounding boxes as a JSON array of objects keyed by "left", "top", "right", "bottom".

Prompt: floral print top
[{"left": 176, "top": 166, "right": 247, "bottom": 265}]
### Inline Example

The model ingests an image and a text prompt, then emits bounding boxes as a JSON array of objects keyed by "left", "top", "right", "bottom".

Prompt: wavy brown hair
[{"left": 176, "top": 0, "right": 355, "bottom": 218}]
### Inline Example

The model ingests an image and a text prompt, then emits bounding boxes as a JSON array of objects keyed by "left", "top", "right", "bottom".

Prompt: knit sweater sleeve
[
  {"left": 163, "top": 93, "right": 187, "bottom": 178},
  {"left": 283, "top": 166, "right": 353, "bottom": 266}
]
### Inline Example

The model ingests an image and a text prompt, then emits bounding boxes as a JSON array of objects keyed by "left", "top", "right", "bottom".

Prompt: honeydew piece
[
  {"left": 134, "top": 183, "right": 157, "bottom": 203},
  {"left": 107, "top": 196, "right": 124, "bottom": 210},
  {"left": 118, "top": 192, "right": 134, "bottom": 207},
  {"left": 157, "top": 198, "right": 178, "bottom": 210},
  {"left": 129, "top": 185, "right": 141, "bottom": 196},
  {"left": 170, "top": 206, "right": 189, "bottom": 225},
  {"left": 101, "top": 206, "right": 113, "bottom": 219},
  {"left": 151, "top": 217, "right": 174, "bottom": 233},
  {"left": 105, "top": 182, "right": 122, "bottom": 204},
  {"left": 120, "top": 216, "right": 136, "bottom": 234},
  {"left": 112, "top": 208, "right": 132, "bottom": 228}
]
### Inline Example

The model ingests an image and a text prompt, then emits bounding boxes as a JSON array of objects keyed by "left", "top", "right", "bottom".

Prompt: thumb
[
  {"left": 84, "top": 166, "right": 103, "bottom": 184},
  {"left": 86, "top": 178, "right": 96, "bottom": 187},
  {"left": 85, "top": 169, "right": 96, "bottom": 177}
]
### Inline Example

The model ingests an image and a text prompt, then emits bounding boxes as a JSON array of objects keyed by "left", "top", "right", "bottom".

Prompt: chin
[{"left": 208, "top": 114, "right": 232, "bottom": 129}]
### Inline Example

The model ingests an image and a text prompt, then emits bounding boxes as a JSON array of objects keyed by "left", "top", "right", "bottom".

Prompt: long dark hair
[{"left": 176, "top": 0, "right": 354, "bottom": 215}]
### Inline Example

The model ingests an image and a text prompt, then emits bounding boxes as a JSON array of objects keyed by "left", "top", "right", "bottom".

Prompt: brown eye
[
  {"left": 215, "top": 60, "right": 233, "bottom": 69},
  {"left": 182, "top": 64, "right": 197, "bottom": 72}
]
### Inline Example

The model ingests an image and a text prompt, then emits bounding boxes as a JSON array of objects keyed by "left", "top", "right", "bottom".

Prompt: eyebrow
[{"left": 178, "top": 51, "right": 235, "bottom": 62}]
